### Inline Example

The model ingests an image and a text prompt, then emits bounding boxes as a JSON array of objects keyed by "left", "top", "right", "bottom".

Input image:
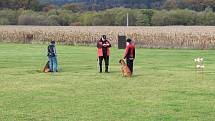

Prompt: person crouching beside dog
[
  {"left": 97, "top": 35, "right": 111, "bottom": 73},
  {"left": 47, "top": 41, "right": 58, "bottom": 72},
  {"left": 123, "top": 39, "right": 135, "bottom": 74}
]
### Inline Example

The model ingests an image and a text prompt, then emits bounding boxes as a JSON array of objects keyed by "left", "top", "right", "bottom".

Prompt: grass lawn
[{"left": 0, "top": 43, "right": 215, "bottom": 121}]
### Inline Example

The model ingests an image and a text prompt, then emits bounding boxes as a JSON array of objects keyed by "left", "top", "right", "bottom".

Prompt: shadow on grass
[
  {"left": 131, "top": 74, "right": 143, "bottom": 78},
  {"left": 204, "top": 71, "right": 215, "bottom": 75},
  {"left": 27, "top": 70, "right": 63, "bottom": 74}
]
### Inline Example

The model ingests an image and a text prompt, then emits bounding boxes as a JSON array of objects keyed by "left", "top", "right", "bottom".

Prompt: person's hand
[
  {"left": 123, "top": 59, "right": 126, "bottom": 61},
  {"left": 103, "top": 44, "right": 107, "bottom": 47},
  {"left": 129, "top": 58, "right": 134, "bottom": 60}
]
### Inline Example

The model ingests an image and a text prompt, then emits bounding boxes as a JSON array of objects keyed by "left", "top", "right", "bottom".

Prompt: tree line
[{"left": 0, "top": 0, "right": 215, "bottom": 26}]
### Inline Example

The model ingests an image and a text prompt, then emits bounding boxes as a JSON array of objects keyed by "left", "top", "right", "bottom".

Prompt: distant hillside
[
  {"left": 0, "top": 0, "right": 214, "bottom": 12},
  {"left": 39, "top": 0, "right": 79, "bottom": 5},
  {"left": 39, "top": 0, "right": 163, "bottom": 8}
]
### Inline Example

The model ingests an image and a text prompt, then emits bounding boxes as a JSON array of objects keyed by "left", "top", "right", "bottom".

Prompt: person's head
[
  {"left": 102, "top": 35, "right": 106, "bottom": 41},
  {"left": 126, "top": 38, "right": 132, "bottom": 46},
  {"left": 50, "top": 40, "right": 55, "bottom": 45}
]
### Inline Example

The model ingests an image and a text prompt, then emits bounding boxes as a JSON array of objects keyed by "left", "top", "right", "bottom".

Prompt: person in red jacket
[
  {"left": 97, "top": 35, "right": 112, "bottom": 73},
  {"left": 123, "top": 39, "right": 135, "bottom": 74}
]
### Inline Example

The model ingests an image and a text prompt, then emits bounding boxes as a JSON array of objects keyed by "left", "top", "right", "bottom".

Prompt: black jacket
[{"left": 47, "top": 44, "right": 56, "bottom": 57}]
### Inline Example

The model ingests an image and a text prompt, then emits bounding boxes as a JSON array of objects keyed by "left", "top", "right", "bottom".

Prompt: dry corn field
[{"left": 1, "top": 26, "right": 215, "bottom": 49}]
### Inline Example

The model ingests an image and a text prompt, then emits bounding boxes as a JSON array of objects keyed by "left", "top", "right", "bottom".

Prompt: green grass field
[{"left": 0, "top": 43, "right": 215, "bottom": 121}]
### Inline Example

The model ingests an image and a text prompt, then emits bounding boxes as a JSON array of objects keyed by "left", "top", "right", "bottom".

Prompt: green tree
[
  {"left": 62, "top": 3, "right": 85, "bottom": 12},
  {"left": 179, "top": 0, "right": 215, "bottom": 11},
  {"left": 113, "top": 8, "right": 127, "bottom": 26},
  {"left": 0, "top": 9, "right": 19, "bottom": 24},
  {"left": 196, "top": 8, "right": 215, "bottom": 25},
  {"left": 79, "top": 12, "right": 96, "bottom": 26},
  {"left": 57, "top": 10, "right": 73, "bottom": 26},
  {"left": 0, "top": 0, "right": 41, "bottom": 10},
  {"left": 163, "top": 0, "right": 177, "bottom": 10},
  {"left": 136, "top": 9, "right": 154, "bottom": 26},
  {"left": 151, "top": 9, "right": 197, "bottom": 26},
  {"left": 0, "top": 18, "right": 10, "bottom": 25}
]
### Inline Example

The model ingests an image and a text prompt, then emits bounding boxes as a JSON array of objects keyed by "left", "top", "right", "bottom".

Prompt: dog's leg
[{"left": 121, "top": 68, "right": 124, "bottom": 77}]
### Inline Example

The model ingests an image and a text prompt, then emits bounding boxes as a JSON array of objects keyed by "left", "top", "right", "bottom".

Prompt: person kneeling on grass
[
  {"left": 47, "top": 41, "right": 58, "bottom": 72},
  {"left": 123, "top": 39, "right": 135, "bottom": 74}
]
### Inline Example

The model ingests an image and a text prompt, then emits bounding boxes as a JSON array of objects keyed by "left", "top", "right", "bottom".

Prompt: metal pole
[{"left": 127, "top": 13, "right": 129, "bottom": 27}]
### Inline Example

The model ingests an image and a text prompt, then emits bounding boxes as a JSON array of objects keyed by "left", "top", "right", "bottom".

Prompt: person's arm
[
  {"left": 53, "top": 46, "right": 56, "bottom": 55},
  {"left": 106, "top": 40, "right": 111, "bottom": 48},
  {"left": 133, "top": 47, "right": 135, "bottom": 59},
  {"left": 97, "top": 41, "right": 103, "bottom": 48},
  {"left": 123, "top": 46, "right": 129, "bottom": 59},
  {"left": 47, "top": 46, "right": 50, "bottom": 56}
]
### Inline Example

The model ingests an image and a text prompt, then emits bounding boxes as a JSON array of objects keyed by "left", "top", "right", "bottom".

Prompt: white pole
[{"left": 127, "top": 13, "right": 129, "bottom": 27}]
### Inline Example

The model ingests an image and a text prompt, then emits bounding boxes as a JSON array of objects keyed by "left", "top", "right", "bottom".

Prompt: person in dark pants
[
  {"left": 123, "top": 39, "right": 135, "bottom": 74},
  {"left": 97, "top": 35, "right": 111, "bottom": 73},
  {"left": 47, "top": 41, "right": 58, "bottom": 72}
]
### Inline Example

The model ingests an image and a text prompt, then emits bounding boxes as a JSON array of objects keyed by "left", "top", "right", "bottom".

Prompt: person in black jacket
[{"left": 47, "top": 41, "right": 58, "bottom": 72}]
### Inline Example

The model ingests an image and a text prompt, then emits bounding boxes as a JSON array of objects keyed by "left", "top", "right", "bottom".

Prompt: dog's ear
[{"left": 119, "top": 60, "right": 122, "bottom": 63}]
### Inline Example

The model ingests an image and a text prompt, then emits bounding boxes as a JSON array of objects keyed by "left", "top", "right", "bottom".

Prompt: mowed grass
[{"left": 0, "top": 43, "right": 215, "bottom": 121}]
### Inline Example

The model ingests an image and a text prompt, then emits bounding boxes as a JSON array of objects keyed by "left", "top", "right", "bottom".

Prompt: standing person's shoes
[
  {"left": 99, "top": 65, "right": 102, "bottom": 73},
  {"left": 105, "top": 66, "right": 109, "bottom": 73}
]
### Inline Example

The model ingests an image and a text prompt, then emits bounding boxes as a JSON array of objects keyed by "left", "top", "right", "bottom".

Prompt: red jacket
[
  {"left": 97, "top": 39, "right": 111, "bottom": 56},
  {"left": 124, "top": 44, "right": 135, "bottom": 59}
]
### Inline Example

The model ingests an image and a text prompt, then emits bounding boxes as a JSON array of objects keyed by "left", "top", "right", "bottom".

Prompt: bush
[
  {"left": 0, "top": 18, "right": 10, "bottom": 25},
  {"left": 196, "top": 9, "right": 215, "bottom": 25},
  {"left": 152, "top": 9, "right": 197, "bottom": 26},
  {"left": 136, "top": 9, "right": 154, "bottom": 26},
  {"left": 79, "top": 12, "right": 96, "bottom": 26},
  {"left": 0, "top": 8, "right": 215, "bottom": 26},
  {"left": 0, "top": 9, "right": 19, "bottom": 25},
  {"left": 48, "top": 15, "right": 60, "bottom": 26},
  {"left": 57, "top": 10, "right": 75, "bottom": 26},
  {"left": 18, "top": 14, "right": 55, "bottom": 26},
  {"left": 18, "top": 15, "right": 35, "bottom": 25},
  {"left": 113, "top": 10, "right": 127, "bottom": 26}
]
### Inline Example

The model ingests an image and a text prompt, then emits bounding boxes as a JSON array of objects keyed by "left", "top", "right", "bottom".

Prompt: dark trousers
[
  {"left": 126, "top": 59, "right": 134, "bottom": 74},
  {"left": 99, "top": 56, "right": 109, "bottom": 72}
]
